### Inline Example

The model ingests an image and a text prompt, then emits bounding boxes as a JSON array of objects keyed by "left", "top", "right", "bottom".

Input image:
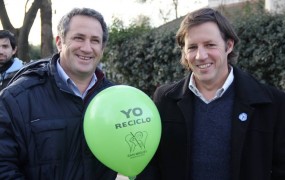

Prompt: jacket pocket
[{"left": 30, "top": 119, "right": 67, "bottom": 163}]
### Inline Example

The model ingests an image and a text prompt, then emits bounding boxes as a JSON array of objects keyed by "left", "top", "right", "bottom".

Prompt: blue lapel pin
[{"left": 239, "top": 113, "right": 247, "bottom": 121}]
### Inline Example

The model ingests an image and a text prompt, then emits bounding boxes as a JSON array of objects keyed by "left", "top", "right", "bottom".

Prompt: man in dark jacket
[
  {"left": 137, "top": 8, "right": 285, "bottom": 180},
  {"left": 0, "top": 30, "right": 23, "bottom": 90},
  {"left": 0, "top": 8, "right": 117, "bottom": 179}
]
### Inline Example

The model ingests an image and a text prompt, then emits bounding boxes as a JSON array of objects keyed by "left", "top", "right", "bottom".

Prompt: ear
[
  {"left": 55, "top": 36, "right": 63, "bottom": 52},
  {"left": 226, "top": 39, "right": 234, "bottom": 53},
  {"left": 12, "top": 46, "right": 17, "bottom": 56}
]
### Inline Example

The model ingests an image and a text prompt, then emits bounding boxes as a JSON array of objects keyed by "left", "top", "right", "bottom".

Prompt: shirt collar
[
  {"left": 189, "top": 66, "right": 234, "bottom": 103},
  {"left": 56, "top": 59, "right": 97, "bottom": 99}
]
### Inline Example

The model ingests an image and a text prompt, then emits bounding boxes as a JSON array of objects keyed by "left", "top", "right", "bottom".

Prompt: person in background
[
  {"left": 0, "top": 8, "right": 117, "bottom": 179},
  {"left": 137, "top": 7, "right": 285, "bottom": 180},
  {"left": 0, "top": 30, "right": 23, "bottom": 90}
]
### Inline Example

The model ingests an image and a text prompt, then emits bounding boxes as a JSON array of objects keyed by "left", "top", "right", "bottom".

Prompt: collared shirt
[
  {"left": 56, "top": 59, "right": 97, "bottom": 99},
  {"left": 189, "top": 66, "right": 234, "bottom": 104}
]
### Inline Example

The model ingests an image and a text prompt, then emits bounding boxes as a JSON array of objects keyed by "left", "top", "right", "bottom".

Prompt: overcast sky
[{"left": 2, "top": 0, "right": 207, "bottom": 45}]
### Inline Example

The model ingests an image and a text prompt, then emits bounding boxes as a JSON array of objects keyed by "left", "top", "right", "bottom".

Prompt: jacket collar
[
  {"left": 165, "top": 66, "right": 272, "bottom": 105},
  {"left": 232, "top": 66, "right": 272, "bottom": 105},
  {"left": 164, "top": 73, "right": 191, "bottom": 100}
]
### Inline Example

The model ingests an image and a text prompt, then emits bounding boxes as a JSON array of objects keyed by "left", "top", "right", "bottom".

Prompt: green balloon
[{"left": 84, "top": 85, "right": 161, "bottom": 177}]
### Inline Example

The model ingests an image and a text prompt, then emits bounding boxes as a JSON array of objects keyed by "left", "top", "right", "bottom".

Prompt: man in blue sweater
[{"left": 137, "top": 7, "right": 285, "bottom": 180}]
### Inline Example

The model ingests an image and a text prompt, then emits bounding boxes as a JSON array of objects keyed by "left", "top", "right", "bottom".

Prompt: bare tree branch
[{"left": 0, "top": 0, "right": 14, "bottom": 30}]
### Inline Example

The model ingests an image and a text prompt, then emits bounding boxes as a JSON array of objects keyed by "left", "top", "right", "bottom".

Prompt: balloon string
[{"left": 128, "top": 176, "right": 136, "bottom": 180}]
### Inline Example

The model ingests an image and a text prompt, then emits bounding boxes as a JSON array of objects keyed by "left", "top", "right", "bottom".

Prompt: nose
[
  {"left": 80, "top": 41, "right": 93, "bottom": 53},
  {"left": 195, "top": 47, "right": 208, "bottom": 60}
]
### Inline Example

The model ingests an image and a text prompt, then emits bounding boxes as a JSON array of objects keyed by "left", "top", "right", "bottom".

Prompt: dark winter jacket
[
  {"left": 137, "top": 66, "right": 285, "bottom": 180},
  {"left": 0, "top": 53, "right": 117, "bottom": 180}
]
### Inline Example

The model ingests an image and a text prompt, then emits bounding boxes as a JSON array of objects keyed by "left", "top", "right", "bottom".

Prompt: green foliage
[
  {"left": 234, "top": 11, "right": 285, "bottom": 90},
  {"left": 107, "top": 18, "right": 152, "bottom": 46},
  {"left": 103, "top": 9, "right": 285, "bottom": 96},
  {"left": 104, "top": 27, "right": 185, "bottom": 96},
  {"left": 29, "top": 44, "right": 41, "bottom": 61}
]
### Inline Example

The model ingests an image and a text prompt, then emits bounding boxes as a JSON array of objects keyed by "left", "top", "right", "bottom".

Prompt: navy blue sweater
[{"left": 191, "top": 85, "right": 234, "bottom": 180}]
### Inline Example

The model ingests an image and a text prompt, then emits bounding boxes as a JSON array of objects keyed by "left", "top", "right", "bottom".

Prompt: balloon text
[
  {"left": 115, "top": 117, "right": 151, "bottom": 129},
  {"left": 120, "top": 107, "right": 143, "bottom": 118}
]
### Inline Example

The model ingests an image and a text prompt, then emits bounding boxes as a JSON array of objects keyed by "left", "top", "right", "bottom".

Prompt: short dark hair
[
  {"left": 176, "top": 8, "right": 240, "bottom": 69},
  {"left": 57, "top": 7, "right": 109, "bottom": 48},
  {"left": 0, "top": 30, "right": 17, "bottom": 50}
]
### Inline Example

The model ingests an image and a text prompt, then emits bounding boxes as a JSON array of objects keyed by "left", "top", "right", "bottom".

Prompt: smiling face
[
  {"left": 56, "top": 15, "right": 104, "bottom": 80},
  {"left": 184, "top": 22, "right": 234, "bottom": 89}
]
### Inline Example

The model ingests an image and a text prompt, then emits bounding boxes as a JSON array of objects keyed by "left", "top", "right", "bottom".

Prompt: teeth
[
  {"left": 198, "top": 63, "right": 211, "bottom": 69},
  {"left": 78, "top": 55, "right": 91, "bottom": 60}
]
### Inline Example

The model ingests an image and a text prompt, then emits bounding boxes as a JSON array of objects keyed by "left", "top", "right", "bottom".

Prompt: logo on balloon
[{"left": 125, "top": 131, "right": 148, "bottom": 158}]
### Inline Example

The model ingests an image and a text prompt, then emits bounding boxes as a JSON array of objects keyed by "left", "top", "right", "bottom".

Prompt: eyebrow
[
  {"left": 188, "top": 40, "right": 216, "bottom": 45},
  {"left": 0, "top": 42, "right": 10, "bottom": 46},
  {"left": 73, "top": 33, "right": 101, "bottom": 39}
]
